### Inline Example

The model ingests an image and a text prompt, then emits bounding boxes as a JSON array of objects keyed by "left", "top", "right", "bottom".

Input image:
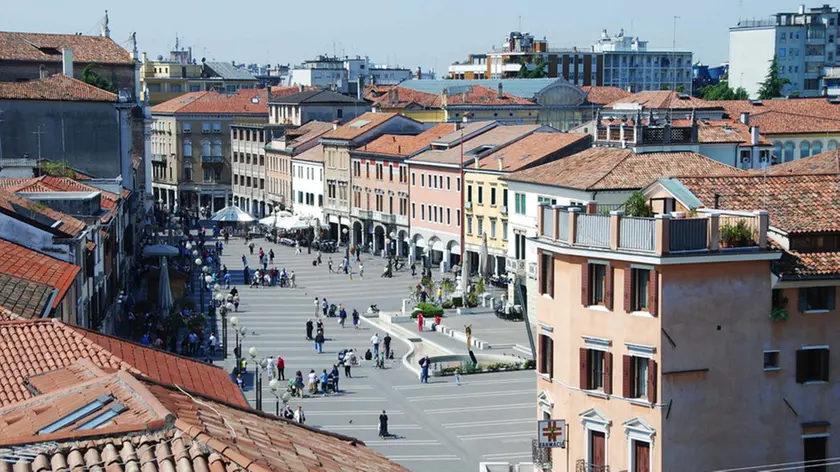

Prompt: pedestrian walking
[
  {"left": 266, "top": 355, "right": 275, "bottom": 380},
  {"left": 383, "top": 333, "right": 392, "bottom": 359},
  {"left": 242, "top": 255, "right": 247, "bottom": 267},
  {"left": 249, "top": 242, "right": 255, "bottom": 255},
  {"left": 223, "top": 272, "right": 231, "bottom": 289},
  {"left": 269, "top": 249, "right": 275, "bottom": 264},
  {"left": 277, "top": 356, "right": 285, "bottom": 380},
  {"left": 233, "top": 295, "right": 240, "bottom": 312},
  {"left": 370, "top": 333, "right": 380, "bottom": 359},
  {"left": 208, "top": 333, "right": 217, "bottom": 356},
  {"left": 352, "top": 309, "right": 360, "bottom": 329},
  {"left": 343, "top": 357, "right": 352, "bottom": 378},
  {"left": 294, "top": 406, "right": 306, "bottom": 424},
  {"left": 314, "top": 330, "right": 325, "bottom": 353},
  {"left": 317, "top": 250, "right": 322, "bottom": 265},
  {"left": 305, "top": 319, "right": 314, "bottom": 340},
  {"left": 437, "top": 287, "right": 443, "bottom": 305},
  {"left": 419, "top": 356, "right": 430, "bottom": 384},
  {"left": 339, "top": 305, "right": 347, "bottom": 328},
  {"left": 379, "top": 410, "right": 389, "bottom": 438},
  {"left": 330, "top": 364, "right": 340, "bottom": 392},
  {"left": 322, "top": 299, "right": 329, "bottom": 317},
  {"left": 295, "top": 241, "right": 302, "bottom": 255},
  {"left": 455, "top": 368, "right": 462, "bottom": 386},
  {"left": 328, "top": 259, "right": 334, "bottom": 273},
  {"left": 314, "top": 297, "right": 320, "bottom": 317},
  {"left": 289, "top": 270, "right": 296, "bottom": 288},
  {"left": 359, "top": 262, "right": 364, "bottom": 278},
  {"left": 411, "top": 262, "right": 416, "bottom": 276}
]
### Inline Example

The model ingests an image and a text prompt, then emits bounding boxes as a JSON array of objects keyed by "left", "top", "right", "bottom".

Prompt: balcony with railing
[
  {"left": 202, "top": 155, "right": 224, "bottom": 164},
  {"left": 151, "top": 154, "right": 166, "bottom": 164},
  {"left": 595, "top": 121, "right": 694, "bottom": 147},
  {"left": 537, "top": 203, "right": 770, "bottom": 256},
  {"left": 506, "top": 258, "right": 525, "bottom": 275},
  {"left": 576, "top": 460, "right": 609, "bottom": 472}
]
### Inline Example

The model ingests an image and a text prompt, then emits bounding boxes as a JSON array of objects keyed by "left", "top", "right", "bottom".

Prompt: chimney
[
  {"left": 394, "top": 88, "right": 399, "bottom": 103},
  {"left": 497, "top": 83, "right": 504, "bottom": 98},
  {"left": 416, "top": 66, "right": 422, "bottom": 80},
  {"left": 497, "top": 157, "right": 504, "bottom": 171},
  {"left": 62, "top": 48, "right": 74, "bottom": 78},
  {"left": 39, "top": 65, "right": 48, "bottom": 79},
  {"left": 740, "top": 112, "right": 750, "bottom": 126},
  {"left": 100, "top": 10, "right": 110, "bottom": 38},
  {"left": 298, "top": 83, "right": 304, "bottom": 92},
  {"left": 713, "top": 193, "right": 721, "bottom": 209},
  {"left": 750, "top": 125, "right": 760, "bottom": 145},
  {"left": 798, "top": 4, "right": 806, "bottom": 14},
  {"left": 332, "top": 120, "right": 339, "bottom": 130}
]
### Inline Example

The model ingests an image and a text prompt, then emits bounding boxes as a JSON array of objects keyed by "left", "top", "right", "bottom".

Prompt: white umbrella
[
  {"left": 158, "top": 257, "right": 174, "bottom": 314},
  {"left": 211, "top": 206, "right": 256, "bottom": 223},
  {"left": 259, "top": 215, "right": 310, "bottom": 231},
  {"left": 143, "top": 244, "right": 179, "bottom": 258}
]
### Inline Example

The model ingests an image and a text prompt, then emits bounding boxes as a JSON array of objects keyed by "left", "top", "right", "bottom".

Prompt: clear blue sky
[{"left": 1, "top": 0, "right": 808, "bottom": 72}]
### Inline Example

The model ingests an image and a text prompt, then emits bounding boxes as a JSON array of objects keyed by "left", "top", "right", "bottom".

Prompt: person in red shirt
[{"left": 276, "top": 356, "right": 285, "bottom": 380}]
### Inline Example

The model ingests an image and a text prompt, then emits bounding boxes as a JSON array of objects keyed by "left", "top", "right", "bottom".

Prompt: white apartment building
[
  {"left": 291, "top": 145, "right": 325, "bottom": 222},
  {"left": 288, "top": 55, "right": 412, "bottom": 95},
  {"left": 729, "top": 4, "right": 840, "bottom": 98},
  {"left": 231, "top": 123, "right": 281, "bottom": 218},
  {"left": 594, "top": 29, "right": 693, "bottom": 93}
]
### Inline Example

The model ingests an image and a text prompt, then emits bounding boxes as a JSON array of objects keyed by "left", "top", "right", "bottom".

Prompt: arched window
[
  {"left": 800, "top": 141, "right": 810, "bottom": 159},
  {"left": 783, "top": 142, "right": 795, "bottom": 162},
  {"left": 828, "top": 140, "right": 839, "bottom": 150},
  {"left": 183, "top": 161, "right": 193, "bottom": 182},
  {"left": 213, "top": 139, "right": 222, "bottom": 157},
  {"left": 773, "top": 142, "right": 782, "bottom": 162},
  {"left": 183, "top": 140, "right": 192, "bottom": 157},
  {"left": 813, "top": 141, "right": 823, "bottom": 155},
  {"left": 202, "top": 140, "right": 211, "bottom": 157}
]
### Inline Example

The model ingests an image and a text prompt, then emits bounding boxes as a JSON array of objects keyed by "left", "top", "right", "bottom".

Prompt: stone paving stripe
[
  {"left": 313, "top": 424, "right": 423, "bottom": 431},
  {"left": 381, "top": 456, "right": 461, "bottom": 461},
  {"left": 423, "top": 403, "right": 535, "bottom": 414},
  {"left": 442, "top": 418, "right": 534, "bottom": 428},
  {"left": 363, "top": 440, "right": 442, "bottom": 447},
  {"left": 391, "top": 377, "right": 532, "bottom": 390},
  {"left": 305, "top": 410, "right": 405, "bottom": 416},
  {"left": 482, "top": 452, "right": 534, "bottom": 460},
  {"left": 407, "top": 389, "right": 534, "bottom": 401},
  {"left": 457, "top": 431, "right": 534, "bottom": 441}
]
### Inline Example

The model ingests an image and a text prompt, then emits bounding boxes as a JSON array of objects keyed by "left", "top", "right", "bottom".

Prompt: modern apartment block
[
  {"left": 593, "top": 29, "right": 693, "bottom": 94},
  {"left": 729, "top": 4, "right": 840, "bottom": 98},
  {"left": 287, "top": 55, "right": 412, "bottom": 96},
  {"left": 231, "top": 122, "right": 284, "bottom": 217}
]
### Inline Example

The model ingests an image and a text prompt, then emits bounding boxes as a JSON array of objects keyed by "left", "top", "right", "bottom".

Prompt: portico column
[
  {"left": 442, "top": 248, "right": 451, "bottom": 273},
  {"left": 409, "top": 243, "right": 416, "bottom": 264}
]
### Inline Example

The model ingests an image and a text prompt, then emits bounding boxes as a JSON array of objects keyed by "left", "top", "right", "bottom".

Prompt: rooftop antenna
[
  {"left": 32, "top": 124, "right": 46, "bottom": 160},
  {"left": 333, "top": 41, "right": 336, "bottom": 58}
]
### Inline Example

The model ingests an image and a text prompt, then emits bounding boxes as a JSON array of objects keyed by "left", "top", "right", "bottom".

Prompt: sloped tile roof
[
  {"left": 718, "top": 98, "right": 840, "bottom": 135},
  {"left": 270, "top": 88, "right": 364, "bottom": 105},
  {"left": 672, "top": 174, "right": 840, "bottom": 233},
  {"left": 204, "top": 62, "right": 257, "bottom": 81},
  {"left": 774, "top": 248, "right": 840, "bottom": 278},
  {"left": 605, "top": 90, "right": 720, "bottom": 110},
  {"left": 504, "top": 148, "right": 745, "bottom": 190},
  {"left": 580, "top": 86, "right": 632, "bottom": 105},
  {"left": 358, "top": 123, "right": 457, "bottom": 156},
  {"left": 475, "top": 132, "right": 590, "bottom": 171},
  {"left": 0, "top": 319, "right": 246, "bottom": 408},
  {"left": 290, "top": 144, "right": 324, "bottom": 163},
  {"left": 0, "top": 32, "right": 133, "bottom": 64},
  {"left": 0, "top": 188, "right": 87, "bottom": 237},
  {"left": 0, "top": 74, "right": 117, "bottom": 102},
  {"left": 0, "top": 367, "right": 409, "bottom": 472},
  {"left": 0, "top": 307, "right": 23, "bottom": 321},
  {"left": 695, "top": 120, "right": 772, "bottom": 145},
  {"left": 365, "top": 85, "right": 442, "bottom": 108},
  {"left": 322, "top": 112, "right": 402, "bottom": 141},
  {"left": 152, "top": 89, "right": 268, "bottom": 115},
  {"left": 0, "top": 273, "right": 53, "bottom": 320},
  {"left": 0, "top": 176, "right": 123, "bottom": 224},
  {"left": 409, "top": 124, "right": 543, "bottom": 165},
  {"left": 442, "top": 85, "right": 537, "bottom": 107},
  {"left": 751, "top": 149, "right": 840, "bottom": 175},
  {"left": 0, "top": 238, "right": 80, "bottom": 309},
  {"left": 269, "top": 85, "right": 319, "bottom": 100},
  {"left": 287, "top": 121, "right": 335, "bottom": 149}
]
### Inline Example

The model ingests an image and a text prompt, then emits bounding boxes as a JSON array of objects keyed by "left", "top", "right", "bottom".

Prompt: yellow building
[
  {"left": 463, "top": 131, "right": 591, "bottom": 274},
  {"left": 140, "top": 43, "right": 257, "bottom": 105}
]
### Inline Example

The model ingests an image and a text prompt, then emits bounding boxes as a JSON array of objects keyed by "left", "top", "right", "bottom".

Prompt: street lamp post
[
  {"left": 269, "top": 378, "right": 282, "bottom": 416},
  {"left": 249, "top": 347, "right": 265, "bottom": 410},
  {"left": 231, "top": 316, "right": 245, "bottom": 375},
  {"left": 389, "top": 231, "right": 396, "bottom": 259},
  {"left": 343, "top": 227, "right": 349, "bottom": 260},
  {"left": 201, "top": 267, "right": 212, "bottom": 313},
  {"left": 222, "top": 301, "right": 234, "bottom": 359}
]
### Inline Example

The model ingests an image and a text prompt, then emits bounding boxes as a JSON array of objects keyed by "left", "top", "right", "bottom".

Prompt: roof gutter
[{"left": 41, "top": 288, "right": 59, "bottom": 318}]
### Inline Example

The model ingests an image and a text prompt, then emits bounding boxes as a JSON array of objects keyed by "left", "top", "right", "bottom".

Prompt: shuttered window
[
  {"left": 539, "top": 251, "right": 554, "bottom": 297},
  {"left": 584, "top": 262, "right": 613, "bottom": 309},
  {"left": 624, "top": 268, "right": 657, "bottom": 314},
  {"left": 796, "top": 348, "right": 829, "bottom": 383},
  {"left": 623, "top": 355, "right": 657, "bottom": 402},
  {"left": 580, "top": 348, "right": 612, "bottom": 393},
  {"left": 539, "top": 334, "right": 554, "bottom": 378}
]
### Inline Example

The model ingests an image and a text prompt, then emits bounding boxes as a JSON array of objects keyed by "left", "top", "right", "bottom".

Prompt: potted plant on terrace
[{"left": 720, "top": 220, "right": 755, "bottom": 248}]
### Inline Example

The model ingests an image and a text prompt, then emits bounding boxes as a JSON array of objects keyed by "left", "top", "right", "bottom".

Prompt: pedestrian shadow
[{"left": 379, "top": 433, "right": 404, "bottom": 440}]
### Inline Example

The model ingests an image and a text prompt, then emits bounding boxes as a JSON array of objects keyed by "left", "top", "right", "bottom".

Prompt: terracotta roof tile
[
  {"left": 580, "top": 86, "right": 632, "bottom": 105},
  {"left": 751, "top": 149, "right": 840, "bottom": 175},
  {"left": 153, "top": 89, "right": 268, "bottom": 115},
  {"left": 321, "top": 112, "right": 403, "bottom": 141},
  {"left": 0, "top": 238, "right": 80, "bottom": 309},
  {"left": 672, "top": 174, "right": 840, "bottom": 233},
  {"left": 365, "top": 85, "right": 442, "bottom": 108},
  {"left": 0, "top": 74, "right": 117, "bottom": 102},
  {"left": 269, "top": 85, "right": 319, "bottom": 100},
  {"left": 475, "top": 132, "right": 590, "bottom": 171},
  {"left": 291, "top": 144, "right": 324, "bottom": 163},
  {"left": 718, "top": 98, "right": 840, "bottom": 135},
  {"left": 0, "top": 32, "right": 133, "bottom": 64},
  {"left": 0, "top": 319, "right": 246, "bottom": 408},
  {"left": 775, "top": 249, "right": 840, "bottom": 278},
  {"left": 409, "top": 124, "right": 544, "bottom": 165},
  {"left": 286, "top": 121, "right": 335, "bottom": 149},
  {"left": 605, "top": 90, "right": 720, "bottom": 110},
  {"left": 695, "top": 120, "right": 772, "bottom": 145},
  {"left": 504, "top": 148, "right": 745, "bottom": 190},
  {"left": 441, "top": 85, "right": 536, "bottom": 107},
  {"left": 0, "top": 273, "right": 53, "bottom": 319},
  {"left": 0, "top": 188, "right": 87, "bottom": 236},
  {"left": 0, "top": 175, "right": 125, "bottom": 224},
  {"left": 359, "top": 123, "right": 457, "bottom": 156},
  {"left": 0, "top": 307, "right": 24, "bottom": 321}
]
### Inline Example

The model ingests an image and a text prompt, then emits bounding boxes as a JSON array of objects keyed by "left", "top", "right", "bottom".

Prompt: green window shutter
[{"left": 798, "top": 288, "right": 808, "bottom": 313}]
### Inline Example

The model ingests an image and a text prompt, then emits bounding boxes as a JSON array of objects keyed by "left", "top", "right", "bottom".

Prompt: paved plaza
[{"left": 215, "top": 238, "right": 536, "bottom": 471}]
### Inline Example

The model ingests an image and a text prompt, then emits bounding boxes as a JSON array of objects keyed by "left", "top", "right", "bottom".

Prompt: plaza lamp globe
[
  {"left": 213, "top": 283, "right": 222, "bottom": 292},
  {"left": 185, "top": 243, "right": 192, "bottom": 250},
  {"left": 202, "top": 266, "right": 211, "bottom": 274},
  {"left": 268, "top": 378, "right": 280, "bottom": 391},
  {"left": 248, "top": 347, "right": 259, "bottom": 358},
  {"left": 204, "top": 275, "right": 213, "bottom": 285},
  {"left": 226, "top": 302, "right": 235, "bottom": 312},
  {"left": 193, "top": 250, "right": 199, "bottom": 258},
  {"left": 214, "top": 293, "right": 224, "bottom": 302},
  {"left": 239, "top": 326, "right": 247, "bottom": 335},
  {"left": 230, "top": 316, "right": 239, "bottom": 326}
]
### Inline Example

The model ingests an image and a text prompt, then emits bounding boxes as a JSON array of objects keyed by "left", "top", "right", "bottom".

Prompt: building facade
[
  {"left": 231, "top": 123, "right": 282, "bottom": 217},
  {"left": 291, "top": 144, "right": 325, "bottom": 222},
  {"left": 150, "top": 89, "right": 268, "bottom": 215},
  {"left": 265, "top": 121, "right": 334, "bottom": 212},
  {"left": 320, "top": 113, "right": 424, "bottom": 241},
  {"left": 593, "top": 29, "right": 693, "bottom": 94},
  {"left": 269, "top": 88, "right": 369, "bottom": 126},
  {"left": 288, "top": 55, "right": 412, "bottom": 96},
  {"left": 729, "top": 4, "right": 840, "bottom": 98}
]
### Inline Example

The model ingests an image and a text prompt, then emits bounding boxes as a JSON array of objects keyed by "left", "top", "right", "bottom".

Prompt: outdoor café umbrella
[
  {"left": 158, "top": 257, "right": 174, "bottom": 314},
  {"left": 211, "top": 205, "right": 255, "bottom": 223}
]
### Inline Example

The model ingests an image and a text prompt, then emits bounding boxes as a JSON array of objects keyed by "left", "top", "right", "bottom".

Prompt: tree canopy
[
  {"left": 757, "top": 56, "right": 790, "bottom": 100},
  {"left": 517, "top": 55, "right": 547, "bottom": 79},
  {"left": 700, "top": 81, "right": 750, "bottom": 100},
  {"left": 81, "top": 64, "right": 116, "bottom": 93}
]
